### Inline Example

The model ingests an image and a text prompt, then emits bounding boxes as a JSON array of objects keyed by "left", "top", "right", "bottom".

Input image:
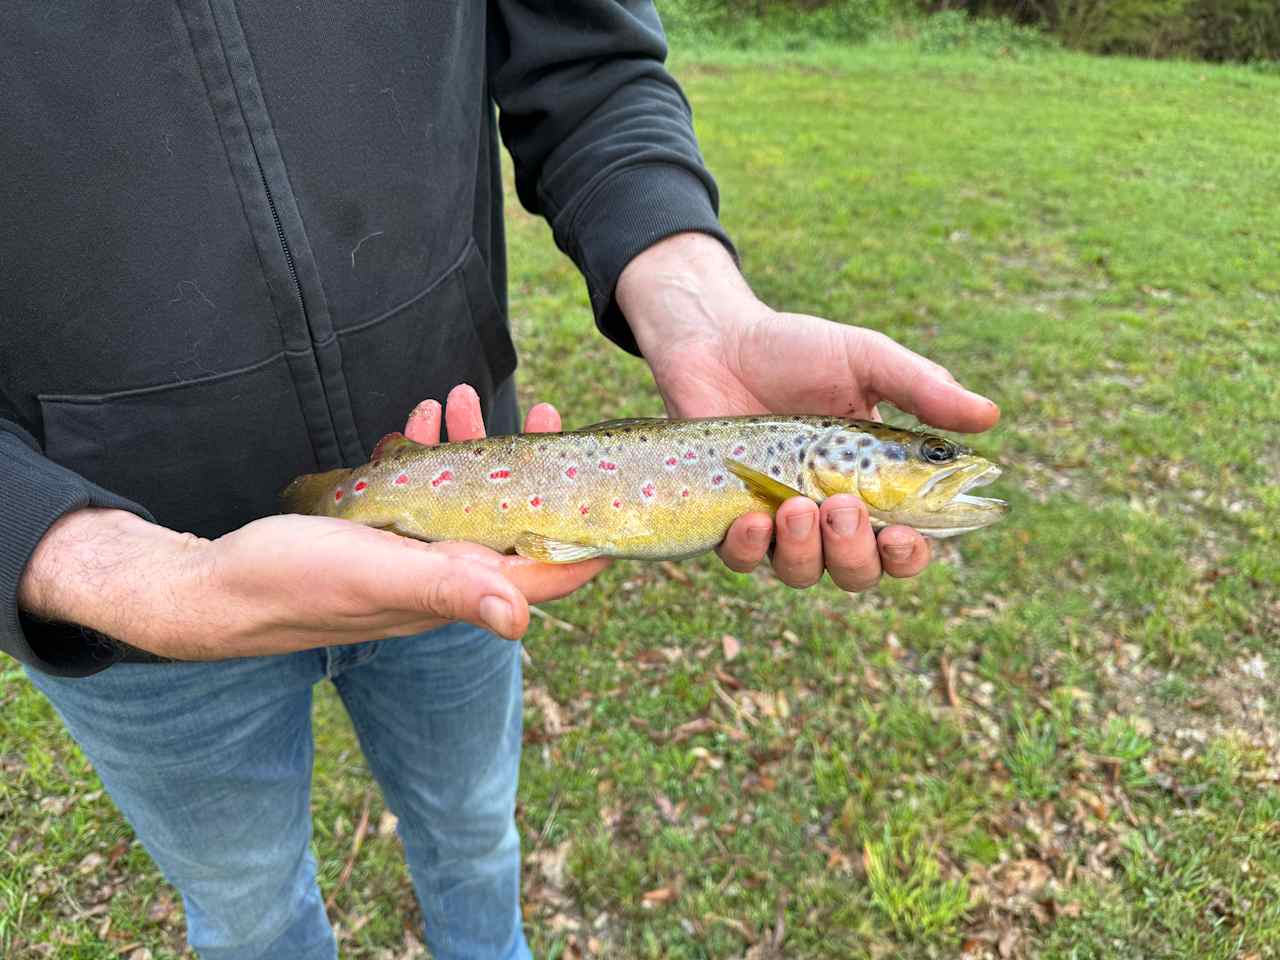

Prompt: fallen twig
[{"left": 326, "top": 789, "right": 372, "bottom": 910}]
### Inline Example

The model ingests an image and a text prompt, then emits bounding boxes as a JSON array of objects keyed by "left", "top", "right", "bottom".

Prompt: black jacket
[{"left": 0, "top": 1, "right": 731, "bottom": 676}]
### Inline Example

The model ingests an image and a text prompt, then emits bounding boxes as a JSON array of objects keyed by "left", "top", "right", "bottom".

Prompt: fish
[{"left": 279, "top": 416, "right": 1008, "bottom": 563}]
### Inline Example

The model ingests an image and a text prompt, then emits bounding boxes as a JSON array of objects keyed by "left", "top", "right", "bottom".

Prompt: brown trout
[{"left": 280, "top": 416, "right": 1007, "bottom": 562}]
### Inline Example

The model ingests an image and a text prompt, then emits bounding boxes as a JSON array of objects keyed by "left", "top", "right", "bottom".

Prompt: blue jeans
[{"left": 27, "top": 624, "right": 531, "bottom": 960}]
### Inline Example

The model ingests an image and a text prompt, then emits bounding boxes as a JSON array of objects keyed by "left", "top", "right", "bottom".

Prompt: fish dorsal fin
[
  {"left": 724, "top": 458, "right": 805, "bottom": 507},
  {"left": 572, "top": 417, "right": 667, "bottom": 432},
  {"left": 514, "top": 532, "right": 605, "bottom": 564},
  {"left": 370, "top": 431, "right": 427, "bottom": 461}
]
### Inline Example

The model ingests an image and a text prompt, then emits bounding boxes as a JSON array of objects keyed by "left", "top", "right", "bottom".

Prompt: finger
[
  {"left": 717, "top": 513, "right": 773, "bottom": 573},
  {"left": 818, "top": 495, "right": 882, "bottom": 593},
  {"left": 524, "top": 403, "right": 561, "bottom": 434},
  {"left": 771, "top": 497, "right": 824, "bottom": 588},
  {"left": 877, "top": 525, "right": 931, "bottom": 579},
  {"left": 403, "top": 399, "right": 442, "bottom": 445},
  {"left": 380, "top": 543, "right": 531, "bottom": 640},
  {"left": 445, "top": 383, "right": 487, "bottom": 441},
  {"left": 854, "top": 330, "right": 1000, "bottom": 434},
  {"left": 500, "top": 555, "right": 612, "bottom": 605}
]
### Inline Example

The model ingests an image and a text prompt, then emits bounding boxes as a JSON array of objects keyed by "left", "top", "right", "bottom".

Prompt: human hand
[
  {"left": 18, "top": 387, "right": 607, "bottom": 659},
  {"left": 616, "top": 233, "right": 1000, "bottom": 592}
]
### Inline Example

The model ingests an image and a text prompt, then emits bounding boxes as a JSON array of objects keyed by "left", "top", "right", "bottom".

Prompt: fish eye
[{"left": 920, "top": 436, "right": 957, "bottom": 463}]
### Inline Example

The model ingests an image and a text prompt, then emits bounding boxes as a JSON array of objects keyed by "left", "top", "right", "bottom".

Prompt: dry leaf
[
  {"left": 722, "top": 634, "right": 742, "bottom": 661},
  {"left": 641, "top": 886, "right": 678, "bottom": 908},
  {"left": 77, "top": 852, "right": 105, "bottom": 874},
  {"left": 378, "top": 810, "right": 399, "bottom": 837}
]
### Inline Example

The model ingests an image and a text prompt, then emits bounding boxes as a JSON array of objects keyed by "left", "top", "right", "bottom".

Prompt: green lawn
[{"left": 3, "top": 40, "right": 1278, "bottom": 960}]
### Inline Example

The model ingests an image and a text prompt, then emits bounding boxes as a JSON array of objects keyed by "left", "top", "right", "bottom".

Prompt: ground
[{"left": 2, "top": 37, "right": 1277, "bottom": 960}]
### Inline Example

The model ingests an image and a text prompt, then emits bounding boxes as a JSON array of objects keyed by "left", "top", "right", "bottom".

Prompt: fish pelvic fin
[
  {"left": 724, "top": 458, "right": 805, "bottom": 507},
  {"left": 279, "top": 468, "right": 350, "bottom": 515},
  {"left": 514, "top": 532, "right": 605, "bottom": 564}
]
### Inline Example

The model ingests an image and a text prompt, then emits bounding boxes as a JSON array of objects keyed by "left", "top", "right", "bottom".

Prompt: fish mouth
[{"left": 948, "top": 463, "right": 1006, "bottom": 509}]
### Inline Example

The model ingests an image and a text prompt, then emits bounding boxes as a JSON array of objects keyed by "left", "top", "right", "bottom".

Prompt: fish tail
[{"left": 279, "top": 468, "right": 350, "bottom": 515}]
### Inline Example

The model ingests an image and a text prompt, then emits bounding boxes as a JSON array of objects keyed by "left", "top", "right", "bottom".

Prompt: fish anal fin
[
  {"left": 514, "top": 532, "right": 605, "bottom": 564},
  {"left": 371, "top": 431, "right": 426, "bottom": 461},
  {"left": 724, "top": 458, "right": 805, "bottom": 507}
]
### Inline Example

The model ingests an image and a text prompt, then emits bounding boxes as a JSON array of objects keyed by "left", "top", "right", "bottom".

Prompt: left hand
[{"left": 616, "top": 233, "right": 1000, "bottom": 592}]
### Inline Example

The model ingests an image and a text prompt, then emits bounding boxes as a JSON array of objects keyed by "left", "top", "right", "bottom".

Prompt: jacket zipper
[{"left": 257, "top": 168, "right": 307, "bottom": 320}]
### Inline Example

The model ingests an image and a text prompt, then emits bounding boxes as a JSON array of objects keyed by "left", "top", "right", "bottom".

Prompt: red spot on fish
[
  {"left": 565, "top": 466, "right": 578, "bottom": 479},
  {"left": 579, "top": 504, "right": 590, "bottom": 515},
  {"left": 641, "top": 482, "right": 656, "bottom": 498},
  {"left": 431, "top": 470, "right": 453, "bottom": 488},
  {"left": 612, "top": 498, "right": 623, "bottom": 509},
  {"left": 732, "top": 445, "right": 746, "bottom": 457},
  {"left": 664, "top": 456, "right": 679, "bottom": 467},
  {"left": 683, "top": 451, "right": 697, "bottom": 461},
  {"left": 464, "top": 506, "right": 471, "bottom": 513},
  {"left": 353, "top": 480, "right": 368, "bottom": 493},
  {"left": 681, "top": 488, "right": 690, "bottom": 498},
  {"left": 529, "top": 496, "right": 543, "bottom": 508},
  {"left": 711, "top": 474, "right": 725, "bottom": 486},
  {"left": 394, "top": 473, "right": 410, "bottom": 486},
  {"left": 489, "top": 469, "right": 511, "bottom": 481},
  {"left": 598, "top": 460, "right": 617, "bottom": 472},
  {"left": 500, "top": 501, "right": 510, "bottom": 511},
  {"left": 334, "top": 489, "right": 344, "bottom": 502}
]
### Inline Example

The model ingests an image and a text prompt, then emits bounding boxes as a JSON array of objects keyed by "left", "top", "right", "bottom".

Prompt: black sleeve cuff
[
  {"left": 560, "top": 163, "right": 737, "bottom": 356},
  {"left": 0, "top": 426, "right": 155, "bottom": 677}
]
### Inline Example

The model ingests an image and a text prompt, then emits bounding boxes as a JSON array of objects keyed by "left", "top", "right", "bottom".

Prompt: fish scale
[{"left": 280, "top": 416, "right": 1008, "bottom": 561}]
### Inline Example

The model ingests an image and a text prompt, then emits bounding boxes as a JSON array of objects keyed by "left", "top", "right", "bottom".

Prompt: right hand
[{"left": 18, "top": 386, "right": 607, "bottom": 660}]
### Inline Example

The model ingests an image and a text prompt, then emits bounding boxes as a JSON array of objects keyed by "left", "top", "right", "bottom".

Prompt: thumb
[
  {"left": 398, "top": 542, "right": 531, "bottom": 640},
  {"left": 854, "top": 330, "right": 1000, "bottom": 433}
]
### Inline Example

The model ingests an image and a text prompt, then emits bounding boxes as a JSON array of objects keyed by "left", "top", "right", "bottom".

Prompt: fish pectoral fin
[
  {"left": 514, "top": 532, "right": 605, "bottom": 564},
  {"left": 724, "top": 458, "right": 805, "bottom": 507},
  {"left": 370, "top": 431, "right": 428, "bottom": 461}
]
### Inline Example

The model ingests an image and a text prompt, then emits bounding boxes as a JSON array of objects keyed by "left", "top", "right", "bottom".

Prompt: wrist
[
  {"left": 615, "top": 232, "right": 760, "bottom": 361},
  {"left": 18, "top": 508, "right": 206, "bottom": 650}
]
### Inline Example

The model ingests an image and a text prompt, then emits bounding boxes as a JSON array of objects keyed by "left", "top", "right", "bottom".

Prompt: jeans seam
[{"left": 331, "top": 674, "right": 453, "bottom": 957}]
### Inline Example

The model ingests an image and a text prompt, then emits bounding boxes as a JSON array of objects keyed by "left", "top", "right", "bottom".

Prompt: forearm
[
  {"left": 615, "top": 231, "right": 756, "bottom": 361},
  {"left": 17, "top": 507, "right": 200, "bottom": 650}
]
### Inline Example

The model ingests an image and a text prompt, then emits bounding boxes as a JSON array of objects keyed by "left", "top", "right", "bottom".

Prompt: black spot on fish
[
  {"left": 817, "top": 447, "right": 829, "bottom": 458},
  {"left": 821, "top": 420, "right": 833, "bottom": 427},
  {"left": 475, "top": 449, "right": 485, "bottom": 457},
  {"left": 835, "top": 435, "right": 847, "bottom": 444},
  {"left": 796, "top": 474, "right": 805, "bottom": 486},
  {"left": 886, "top": 445, "right": 907, "bottom": 461},
  {"left": 860, "top": 457, "right": 872, "bottom": 470},
  {"left": 639, "top": 435, "right": 648, "bottom": 442},
  {"left": 770, "top": 465, "right": 781, "bottom": 476},
  {"left": 707, "top": 447, "right": 715, "bottom": 455},
  {"left": 704, "top": 429, "right": 712, "bottom": 437},
  {"left": 842, "top": 450, "right": 856, "bottom": 461},
  {"left": 794, "top": 435, "right": 805, "bottom": 445},
  {"left": 859, "top": 436, "right": 873, "bottom": 447}
]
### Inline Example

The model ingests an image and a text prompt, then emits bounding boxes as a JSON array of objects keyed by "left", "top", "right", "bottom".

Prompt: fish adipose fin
[
  {"left": 724, "top": 458, "right": 805, "bottom": 507},
  {"left": 279, "top": 468, "right": 350, "bottom": 514},
  {"left": 370, "top": 431, "right": 428, "bottom": 461},
  {"left": 514, "top": 532, "right": 605, "bottom": 564}
]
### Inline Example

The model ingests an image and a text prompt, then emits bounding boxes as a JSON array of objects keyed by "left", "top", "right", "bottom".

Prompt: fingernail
[
  {"left": 479, "top": 595, "right": 514, "bottom": 637},
  {"left": 745, "top": 525, "right": 770, "bottom": 546},
  {"left": 785, "top": 512, "right": 814, "bottom": 539},
  {"left": 828, "top": 507, "right": 860, "bottom": 537},
  {"left": 882, "top": 542, "right": 913, "bottom": 561}
]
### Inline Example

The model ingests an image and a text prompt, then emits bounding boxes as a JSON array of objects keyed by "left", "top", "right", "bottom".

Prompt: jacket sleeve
[
  {"left": 488, "top": 0, "right": 736, "bottom": 355},
  {"left": 0, "top": 420, "right": 155, "bottom": 677}
]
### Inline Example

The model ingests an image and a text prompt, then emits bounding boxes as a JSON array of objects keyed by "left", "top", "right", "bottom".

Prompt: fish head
[{"left": 807, "top": 423, "right": 1008, "bottom": 538}]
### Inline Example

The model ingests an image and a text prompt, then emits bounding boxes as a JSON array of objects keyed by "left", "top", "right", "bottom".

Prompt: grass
[{"left": 3, "top": 37, "right": 1279, "bottom": 960}]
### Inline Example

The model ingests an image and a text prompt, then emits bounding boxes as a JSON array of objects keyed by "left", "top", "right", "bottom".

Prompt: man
[{"left": 1, "top": 2, "right": 998, "bottom": 957}]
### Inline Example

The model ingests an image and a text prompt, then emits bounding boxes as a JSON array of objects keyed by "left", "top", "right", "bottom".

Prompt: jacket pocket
[
  {"left": 338, "top": 239, "right": 518, "bottom": 454},
  {"left": 38, "top": 354, "right": 318, "bottom": 539}
]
